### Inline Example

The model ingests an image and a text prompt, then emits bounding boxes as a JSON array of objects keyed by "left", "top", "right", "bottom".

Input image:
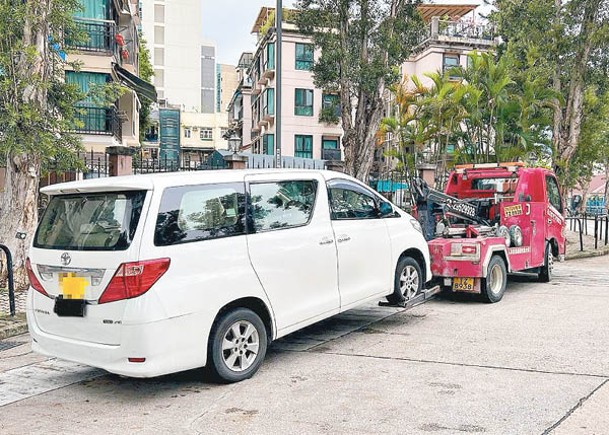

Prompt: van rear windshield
[{"left": 34, "top": 190, "right": 147, "bottom": 251}]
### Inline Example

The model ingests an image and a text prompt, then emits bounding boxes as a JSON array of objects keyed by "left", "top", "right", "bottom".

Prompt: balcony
[
  {"left": 262, "top": 60, "right": 275, "bottom": 79},
  {"left": 415, "top": 17, "right": 496, "bottom": 52},
  {"left": 67, "top": 18, "right": 117, "bottom": 55},
  {"left": 73, "top": 106, "right": 122, "bottom": 140},
  {"left": 322, "top": 149, "right": 342, "bottom": 161},
  {"left": 262, "top": 104, "right": 274, "bottom": 122}
]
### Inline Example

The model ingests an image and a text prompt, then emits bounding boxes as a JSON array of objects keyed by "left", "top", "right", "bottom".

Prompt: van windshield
[{"left": 34, "top": 190, "right": 147, "bottom": 251}]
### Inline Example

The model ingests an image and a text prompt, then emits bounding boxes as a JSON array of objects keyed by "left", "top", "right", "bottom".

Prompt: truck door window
[
  {"left": 327, "top": 180, "right": 379, "bottom": 220},
  {"left": 546, "top": 176, "right": 563, "bottom": 213}
]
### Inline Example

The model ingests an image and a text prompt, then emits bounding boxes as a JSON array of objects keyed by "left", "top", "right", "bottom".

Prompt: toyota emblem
[{"left": 60, "top": 252, "right": 71, "bottom": 266}]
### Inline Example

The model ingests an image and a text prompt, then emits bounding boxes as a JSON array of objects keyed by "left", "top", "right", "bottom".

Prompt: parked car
[{"left": 26, "top": 169, "right": 431, "bottom": 382}]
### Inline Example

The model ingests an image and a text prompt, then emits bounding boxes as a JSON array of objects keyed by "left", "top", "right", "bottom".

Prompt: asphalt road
[{"left": 0, "top": 256, "right": 608, "bottom": 435}]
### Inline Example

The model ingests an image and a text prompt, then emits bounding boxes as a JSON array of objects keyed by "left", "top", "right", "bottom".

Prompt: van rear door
[{"left": 29, "top": 186, "right": 151, "bottom": 345}]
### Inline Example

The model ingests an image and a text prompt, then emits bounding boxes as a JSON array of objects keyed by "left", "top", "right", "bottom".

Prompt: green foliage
[
  {"left": 0, "top": 0, "right": 84, "bottom": 172},
  {"left": 295, "top": 0, "right": 425, "bottom": 180},
  {"left": 490, "top": 0, "right": 609, "bottom": 190},
  {"left": 138, "top": 33, "right": 154, "bottom": 143},
  {"left": 382, "top": 52, "right": 557, "bottom": 185}
]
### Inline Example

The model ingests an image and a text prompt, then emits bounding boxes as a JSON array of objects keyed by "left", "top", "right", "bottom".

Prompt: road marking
[{"left": 0, "top": 358, "right": 103, "bottom": 407}]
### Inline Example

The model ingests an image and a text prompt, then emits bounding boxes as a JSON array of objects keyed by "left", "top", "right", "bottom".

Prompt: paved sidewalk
[{"left": 565, "top": 230, "right": 609, "bottom": 260}]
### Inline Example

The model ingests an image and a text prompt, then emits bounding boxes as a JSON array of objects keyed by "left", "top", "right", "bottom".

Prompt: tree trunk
[
  {"left": 552, "top": 0, "right": 600, "bottom": 192},
  {"left": 0, "top": 0, "right": 50, "bottom": 289},
  {"left": 0, "top": 154, "right": 40, "bottom": 289}
]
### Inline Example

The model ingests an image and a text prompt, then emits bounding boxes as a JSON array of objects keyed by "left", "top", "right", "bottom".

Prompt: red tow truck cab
[{"left": 428, "top": 162, "right": 566, "bottom": 302}]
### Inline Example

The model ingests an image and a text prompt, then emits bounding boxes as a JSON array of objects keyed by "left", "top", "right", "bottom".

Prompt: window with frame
[
  {"left": 443, "top": 54, "right": 461, "bottom": 79},
  {"left": 295, "top": 88, "right": 314, "bottom": 116},
  {"left": 322, "top": 94, "right": 340, "bottom": 113},
  {"left": 263, "top": 134, "right": 275, "bottom": 155},
  {"left": 200, "top": 128, "right": 213, "bottom": 140},
  {"left": 184, "top": 127, "right": 191, "bottom": 138},
  {"left": 295, "top": 43, "right": 314, "bottom": 70},
  {"left": 154, "top": 183, "right": 246, "bottom": 246},
  {"left": 546, "top": 176, "right": 563, "bottom": 213},
  {"left": 295, "top": 135, "right": 313, "bottom": 158},
  {"left": 264, "top": 88, "right": 275, "bottom": 116},
  {"left": 249, "top": 180, "right": 318, "bottom": 232},
  {"left": 328, "top": 180, "right": 380, "bottom": 220},
  {"left": 266, "top": 42, "right": 275, "bottom": 70}
]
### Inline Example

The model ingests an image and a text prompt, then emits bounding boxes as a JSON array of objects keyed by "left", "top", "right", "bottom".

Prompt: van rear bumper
[{"left": 27, "top": 292, "right": 209, "bottom": 378}]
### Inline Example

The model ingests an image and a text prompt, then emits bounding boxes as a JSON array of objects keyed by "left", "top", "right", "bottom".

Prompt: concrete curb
[
  {"left": 0, "top": 314, "right": 28, "bottom": 341},
  {"left": 565, "top": 245, "right": 609, "bottom": 261}
]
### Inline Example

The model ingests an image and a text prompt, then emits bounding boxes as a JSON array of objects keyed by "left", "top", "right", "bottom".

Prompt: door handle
[
  {"left": 337, "top": 235, "right": 351, "bottom": 243},
  {"left": 319, "top": 237, "right": 334, "bottom": 246}
]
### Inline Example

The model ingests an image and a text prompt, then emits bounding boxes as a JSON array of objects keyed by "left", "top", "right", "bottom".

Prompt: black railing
[
  {"left": 567, "top": 213, "right": 609, "bottom": 251},
  {"left": 322, "top": 149, "right": 342, "bottom": 161},
  {"left": 74, "top": 106, "right": 122, "bottom": 139},
  {"left": 68, "top": 18, "right": 117, "bottom": 54},
  {"left": 0, "top": 244, "right": 15, "bottom": 317}
]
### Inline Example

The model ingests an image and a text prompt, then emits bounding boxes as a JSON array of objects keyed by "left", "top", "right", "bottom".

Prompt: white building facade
[{"left": 140, "top": 0, "right": 202, "bottom": 110}]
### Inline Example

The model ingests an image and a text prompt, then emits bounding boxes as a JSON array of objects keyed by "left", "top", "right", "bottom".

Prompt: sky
[
  {"left": 202, "top": 0, "right": 486, "bottom": 65},
  {"left": 202, "top": 0, "right": 298, "bottom": 65}
]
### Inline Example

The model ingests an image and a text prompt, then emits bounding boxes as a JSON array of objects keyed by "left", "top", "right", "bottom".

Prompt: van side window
[
  {"left": 546, "top": 176, "right": 563, "bottom": 213},
  {"left": 327, "top": 180, "right": 379, "bottom": 220},
  {"left": 154, "top": 183, "right": 246, "bottom": 246},
  {"left": 249, "top": 180, "right": 317, "bottom": 232}
]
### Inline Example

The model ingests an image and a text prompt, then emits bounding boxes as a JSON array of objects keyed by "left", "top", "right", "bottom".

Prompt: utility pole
[{"left": 275, "top": 0, "right": 282, "bottom": 167}]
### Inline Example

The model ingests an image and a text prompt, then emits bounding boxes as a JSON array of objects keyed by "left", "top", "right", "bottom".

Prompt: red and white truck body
[{"left": 426, "top": 163, "right": 566, "bottom": 299}]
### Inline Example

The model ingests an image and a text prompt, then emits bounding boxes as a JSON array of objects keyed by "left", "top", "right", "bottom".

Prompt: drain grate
[{"left": 0, "top": 341, "right": 21, "bottom": 352}]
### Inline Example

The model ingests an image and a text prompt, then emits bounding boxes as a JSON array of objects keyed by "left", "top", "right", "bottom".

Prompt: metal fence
[{"left": 567, "top": 213, "right": 609, "bottom": 251}]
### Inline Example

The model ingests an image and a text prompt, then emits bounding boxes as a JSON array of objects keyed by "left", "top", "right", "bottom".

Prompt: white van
[{"left": 27, "top": 169, "right": 431, "bottom": 382}]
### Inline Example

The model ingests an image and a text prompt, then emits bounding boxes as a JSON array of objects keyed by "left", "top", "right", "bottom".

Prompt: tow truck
[{"left": 413, "top": 162, "right": 566, "bottom": 303}]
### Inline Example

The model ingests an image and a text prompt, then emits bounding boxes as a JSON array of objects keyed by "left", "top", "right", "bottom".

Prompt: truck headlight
[{"left": 410, "top": 219, "right": 422, "bottom": 234}]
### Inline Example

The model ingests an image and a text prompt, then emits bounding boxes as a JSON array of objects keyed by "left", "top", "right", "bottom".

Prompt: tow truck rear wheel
[
  {"left": 387, "top": 256, "right": 423, "bottom": 305},
  {"left": 538, "top": 243, "right": 553, "bottom": 283},
  {"left": 481, "top": 255, "right": 507, "bottom": 303}
]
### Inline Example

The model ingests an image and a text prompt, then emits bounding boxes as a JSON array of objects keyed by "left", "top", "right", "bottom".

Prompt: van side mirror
[{"left": 378, "top": 201, "right": 394, "bottom": 218}]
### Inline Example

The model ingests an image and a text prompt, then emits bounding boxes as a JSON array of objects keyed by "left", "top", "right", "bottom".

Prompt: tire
[
  {"left": 538, "top": 243, "right": 553, "bottom": 283},
  {"left": 208, "top": 308, "right": 268, "bottom": 383},
  {"left": 481, "top": 255, "right": 507, "bottom": 303},
  {"left": 386, "top": 256, "right": 423, "bottom": 305}
]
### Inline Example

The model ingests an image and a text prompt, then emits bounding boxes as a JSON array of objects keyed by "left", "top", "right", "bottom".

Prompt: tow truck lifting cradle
[{"left": 379, "top": 284, "right": 442, "bottom": 309}]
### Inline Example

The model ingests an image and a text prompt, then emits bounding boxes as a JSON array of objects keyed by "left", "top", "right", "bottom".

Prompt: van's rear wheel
[
  {"left": 481, "top": 255, "right": 507, "bottom": 303},
  {"left": 538, "top": 243, "right": 553, "bottom": 283},
  {"left": 208, "top": 308, "right": 267, "bottom": 383},
  {"left": 387, "top": 256, "right": 423, "bottom": 305}
]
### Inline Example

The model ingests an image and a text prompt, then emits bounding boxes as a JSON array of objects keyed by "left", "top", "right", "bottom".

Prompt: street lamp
[{"left": 227, "top": 132, "right": 242, "bottom": 154}]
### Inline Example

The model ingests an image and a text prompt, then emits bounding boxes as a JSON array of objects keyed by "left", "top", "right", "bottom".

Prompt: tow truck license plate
[{"left": 453, "top": 277, "right": 475, "bottom": 292}]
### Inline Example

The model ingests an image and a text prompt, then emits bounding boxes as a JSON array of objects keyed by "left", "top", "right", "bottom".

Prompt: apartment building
[
  {"left": 180, "top": 111, "right": 230, "bottom": 163},
  {"left": 140, "top": 0, "right": 202, "bottom": 110},
  {"left": 403, "top": 4, "right": 496, "bottom": 88},
  {"left": 244, "top": 7, "right": 343, "bottom": 161},
  {"left": 201, "top": 42, "right": 216, "bottom": 113},
  {"left": 65, "top": 0, "right": 155, "bottom": 154},
  {"left": 217, "top": 64, "right": 239, "bottom": 113},
  {"left": 227, "top": 52, "right": 254, "bottom": 151}
]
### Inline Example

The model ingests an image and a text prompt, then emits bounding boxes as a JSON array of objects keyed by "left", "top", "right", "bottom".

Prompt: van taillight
[
  {"left": 98, "top": 258, "right": 170, "bottom": 304},
  {"left": 26, "top": 258, "right": 48, "bottom": 297}
]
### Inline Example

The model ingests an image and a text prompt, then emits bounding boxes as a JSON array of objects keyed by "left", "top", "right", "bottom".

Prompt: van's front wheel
[
  {"left": 208, "top": 308, "right": 268, "bottom": 383},
  {"left": 387, "top": 256, "right": 423, "bottom": 305}
]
